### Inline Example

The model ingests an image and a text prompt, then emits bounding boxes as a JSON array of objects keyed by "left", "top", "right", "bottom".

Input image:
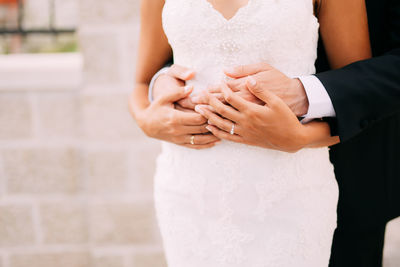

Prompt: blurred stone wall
[
  {"left": 0, "top": 0, "right": 399, "bottom": 267},
  {"left": 0, "top": 0, "right": 166, "bottom": 266}
]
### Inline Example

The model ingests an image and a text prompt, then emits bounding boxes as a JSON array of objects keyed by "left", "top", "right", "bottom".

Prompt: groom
[{"left": 144, "top": 0, "right": 400, "bottom": 266}]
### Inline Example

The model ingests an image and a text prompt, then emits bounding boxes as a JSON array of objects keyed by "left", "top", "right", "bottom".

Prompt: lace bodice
[{"left": 162, "top": 0, "right": 319, "bottom": 94}]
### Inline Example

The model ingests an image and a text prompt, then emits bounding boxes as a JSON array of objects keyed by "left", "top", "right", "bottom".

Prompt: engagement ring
[{"left": 230, "top": 123, "right": 235, "bottom": 135}]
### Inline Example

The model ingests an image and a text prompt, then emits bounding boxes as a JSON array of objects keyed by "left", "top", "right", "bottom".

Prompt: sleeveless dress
[{"left": 154, "top": 0, "right": 339, "bottom": 266}]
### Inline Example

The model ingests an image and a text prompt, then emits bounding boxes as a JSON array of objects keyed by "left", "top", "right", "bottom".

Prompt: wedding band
[
  {"left": 230, "top": 123, "right": 235, "bottom": 135},
  {"left": 190, "top": 135, "right": 195, "bottom": 145}
]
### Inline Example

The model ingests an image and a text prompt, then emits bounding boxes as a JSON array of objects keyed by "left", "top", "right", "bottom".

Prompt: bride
[{"left": 129, "top": 0, "right": 371, "bottom": 266}]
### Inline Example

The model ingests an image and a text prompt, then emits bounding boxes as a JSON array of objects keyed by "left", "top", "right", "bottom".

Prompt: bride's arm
[
  {"left": 128, "top": 0, "right": 216, "bottom": 148},
  {"left": 302, "top": 0, "right": 372, "bottom": 147},
  {"left": 317, "top": 0, "right": 371, "bottom": 69},
  {"left": 130, "top": 0, "right": 172, "bottom": 115}
]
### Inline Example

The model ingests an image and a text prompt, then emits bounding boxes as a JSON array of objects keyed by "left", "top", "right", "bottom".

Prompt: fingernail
[
  {"left": 206, "top": 126, "right": 212, "bottom": 132},
  {"left": 207, "top": 120, "right": 212, "bottom": 125},
  {"left": 247, "top": 76, "right": 257, "bottom": 87},
  {"left": 184, "top": 70, "right": 194, "bottom": 79},
  {"left": 195, "top": 105, "right": 204, "bottom": 115},
  {"left": 184, "top": 85, "right": 192, "bottom": 93}
]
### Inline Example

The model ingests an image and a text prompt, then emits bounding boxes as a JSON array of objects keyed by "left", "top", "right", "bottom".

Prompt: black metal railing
[{"left": 0, "top": 0, "right": 76, "bottom": 35}]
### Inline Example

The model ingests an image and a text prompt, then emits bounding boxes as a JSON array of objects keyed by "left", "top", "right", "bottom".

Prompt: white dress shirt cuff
[
  {"left": 148, "top": 67, "right": 170, "bottom": 102},
  {"left": 298, "top": 75, "right": 336, "bottom": 123}
]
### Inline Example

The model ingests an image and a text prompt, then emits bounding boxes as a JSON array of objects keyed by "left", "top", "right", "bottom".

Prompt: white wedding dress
[{"left": 154, "top": 0, "right": 339, "bottom": 266}]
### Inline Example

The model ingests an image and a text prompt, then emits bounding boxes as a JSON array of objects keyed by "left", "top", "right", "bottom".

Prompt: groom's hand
[
  {"left": 225, "top": 63, "right": 309, "bottom": 116},
  {"left": 194, "top": 79, "right": 310, "bottom": 153},
  {"left": 193, "top": 62, "right": 310, "bottom": 117}
]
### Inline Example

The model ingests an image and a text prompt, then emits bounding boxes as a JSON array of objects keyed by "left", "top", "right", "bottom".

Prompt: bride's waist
[
  {"left": 159, "top": 140, "right": 329, "bottom": 162},
  {"left": 155, "top": 141, "right": 334, "bottom": 187}
]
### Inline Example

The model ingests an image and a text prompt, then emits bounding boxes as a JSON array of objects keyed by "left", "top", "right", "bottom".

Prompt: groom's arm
[
  {"left": 315, "top": 48, "right": 400, "bottom": 142},
  {"left": 314, "top": 2, "right": 400, "bottom": 142}
]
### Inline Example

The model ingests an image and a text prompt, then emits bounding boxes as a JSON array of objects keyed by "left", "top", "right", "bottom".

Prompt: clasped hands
[
  {"left": 192, "top": 62, "right": 314, "bottom": 152},
  {"left": 145, "top": 62, "right": 337, "bottom": 152}
]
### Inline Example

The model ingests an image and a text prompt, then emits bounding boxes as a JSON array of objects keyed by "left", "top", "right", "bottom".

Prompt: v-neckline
[{"left": 204, "top": 0, "right": 253, "bottom": 23}]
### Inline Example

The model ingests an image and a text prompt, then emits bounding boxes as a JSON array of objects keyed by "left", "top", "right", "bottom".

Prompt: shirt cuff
[
  {"left": 298, "top": 75, "right": 336, "bottom": 123},
  {"left": 148, "top": 67, "right": 170, "bottom": 102}
]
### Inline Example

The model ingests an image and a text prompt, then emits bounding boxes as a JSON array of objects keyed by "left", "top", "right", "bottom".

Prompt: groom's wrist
[{"left": 291, "top": 78, "right": 309, "bottom": 117}]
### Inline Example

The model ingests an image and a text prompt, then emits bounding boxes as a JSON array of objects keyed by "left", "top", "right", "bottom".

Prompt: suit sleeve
[{"left": 315, "top": 2, "right": 400, "bottom": 142}]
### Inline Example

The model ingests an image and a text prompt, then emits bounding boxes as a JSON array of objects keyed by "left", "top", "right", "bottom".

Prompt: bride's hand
[
  {"left": 194, "top": 80, "right": 307, "bottom": 152},
  {"left": 131, "top": 83, "right": 220, "bottom": 150},
  {"left": 194, "top": 79, "right": 338, "bottom": 152}
]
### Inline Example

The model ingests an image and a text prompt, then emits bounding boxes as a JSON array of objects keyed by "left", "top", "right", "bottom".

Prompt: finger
[
  {"left": 180, "top": 124, "right": 210, "bottom": 134},
  {"left": 195, "top": 105, "right": 234, "bottom": 133},
  {"left": 207, "top": 112, "right": 244, "bottom": 136},
  {"left": 191, "top": 91, "right": 209, "bottom": 104},
  {"left": 195, "top": 97, "right": 241, "bottom": 123},
  {"left": 167, "top": 64, "right": 196, "bottom": 81},
  {"left": 191, "top": 91, "right": 225, "bottom": 104},
  {"left": 225, "top": 77, "right": 247, "bottom": 92},
  {"left": 158, "top": 85, "right": 193, "bottom": 104},
  {"left": 209, "top": 93, "right": 225, "bottom": 103},
  {"left": 175, "top": 103, "right": 195, "bottom": 113},
  {"left": 224, "top": 62, "right": 273, "bottom": 78},
  {"left": 207, "top": 84, "right": 222, "bottom": 93},
  {"left": 196, "top": 105, "right": 244, "bottom": 136},
  {"left": 236, "top": 91, "right": 265, "bottom": 105},
  {"left": 176, "top": 96, "right": 196, "bottom": 110},
  {"left": 208, "top": 94, "right": 242, "bottom": 121},
  {"left": 206, "top": 125, "right": 244, "bottom": 143},
  {"left": 246, "top": 76, "right": 280, "bottom": 108},
  {"left": 220, "top": 83, "right": 252, "bottom": 112},
  {"left": 174, "top": 109, "right": 208, "bottom": 125},
  {"left": 185, "top": 133, "right": 220, "bottom": 145}
]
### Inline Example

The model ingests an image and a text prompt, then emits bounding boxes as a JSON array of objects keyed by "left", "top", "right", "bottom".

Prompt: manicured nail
[
  {"left": 184, "top": 85, "right": 192, "bottom": 93},
  {"left": 247, "top": 76, "right": 257, "bottom": 87}
]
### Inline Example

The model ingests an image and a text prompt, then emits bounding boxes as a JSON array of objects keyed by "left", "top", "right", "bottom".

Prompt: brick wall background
[
  {"left": 0, "top": 0, "right": 166, "bottom": 266},
  {"left": 0, "top": 0, "right": 399, "bottom": 267}
]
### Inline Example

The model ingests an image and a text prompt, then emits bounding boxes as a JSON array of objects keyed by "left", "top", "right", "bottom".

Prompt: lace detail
[
  {"left": 208, "top": 215, "right": 254, "bottom": 265},
  {"left": 202, "top": 0, "right": 253, "bottom": 23},
  {"left": 154, "top": 1, "right": 338, "bottom": 266}
]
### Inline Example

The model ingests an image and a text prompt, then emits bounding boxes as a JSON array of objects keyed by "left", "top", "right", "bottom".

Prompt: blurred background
[{"left": 0, "top": 0, "right": 398, "bottom": 267}]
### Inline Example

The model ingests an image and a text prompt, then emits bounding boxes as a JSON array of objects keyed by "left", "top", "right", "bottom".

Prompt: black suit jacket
[
  {"left": 316, "top": 0, "right": 400, "bottom": 267},
  {"left": 314, "top": 0, "right": 400, "bottom": 266},
  {"left": 315, "top": 0, "right": 400, "bottom": 228}
]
